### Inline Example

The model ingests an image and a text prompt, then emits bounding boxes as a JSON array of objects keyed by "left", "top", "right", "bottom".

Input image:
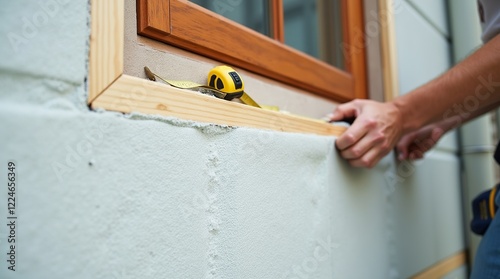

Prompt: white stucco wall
[
  {"left": 0, "top": 103, "right": 396, "bottom": 278},
  {"left": 0, "top": 0, "right": 467, "bottom": 278}
]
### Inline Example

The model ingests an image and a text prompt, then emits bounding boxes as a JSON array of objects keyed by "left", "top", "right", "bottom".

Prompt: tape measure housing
[
  {"left": 145, "top": 65, "right": 260, "bottom": 106},
  {"left": 208, "top": 66, "right": 245, "bottom": 100}
]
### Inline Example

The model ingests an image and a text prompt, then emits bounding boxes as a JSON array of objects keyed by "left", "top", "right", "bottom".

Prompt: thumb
[
  {"left": 396, "top": 133, "right": 416, "bottom": 161},
  {"left": 431, "top": 127, "right": 445, "bottom": 142},
  {"left": 396, "top": 142, "right": 409, "bottom": 161}
]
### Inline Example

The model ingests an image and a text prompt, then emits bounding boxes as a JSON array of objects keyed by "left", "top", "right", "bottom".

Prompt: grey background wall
[
  {"left": 392, "top": 0, "right": 467, "bottom": 278},
  {"left": 0, "top": 0, "right": 472, "bottom": 278}
]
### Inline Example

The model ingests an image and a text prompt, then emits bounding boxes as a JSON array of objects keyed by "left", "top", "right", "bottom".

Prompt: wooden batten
[
  {"left": 411, "top": 251, "right": 467, "bottom": 279},
  {"left": 91, "top": 75, "right": 346, "bottom": 136}
]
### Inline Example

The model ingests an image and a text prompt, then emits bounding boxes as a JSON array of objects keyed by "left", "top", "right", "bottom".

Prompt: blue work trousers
[{"left": 470, "top": 193, "right": 500, "bottom": 278}]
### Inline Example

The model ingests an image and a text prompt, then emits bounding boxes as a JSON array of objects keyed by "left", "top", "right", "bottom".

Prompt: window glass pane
[
  {"left": 190, "top": 0, "right": 271, "bottom": 37},
  {"left": 284, "top": 0, "right": 344, "bottom": 69}
]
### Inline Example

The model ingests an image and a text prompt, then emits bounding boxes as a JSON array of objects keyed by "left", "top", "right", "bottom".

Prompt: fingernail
[{"left": 327, "top": 113, "right": 335, "bottom": 122}]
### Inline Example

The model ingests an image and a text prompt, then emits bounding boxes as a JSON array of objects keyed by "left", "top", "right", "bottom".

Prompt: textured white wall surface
[
  {"left": 0, "top": 0, "right": 467, "bottom": 278},
  {"left": 0, "top": 105, "right": 395, "bottom": 278}
]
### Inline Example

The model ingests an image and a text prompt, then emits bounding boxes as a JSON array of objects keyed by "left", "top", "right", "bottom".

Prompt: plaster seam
[{"left": 206, "top": 143, "right": 222, "bottom": 278}]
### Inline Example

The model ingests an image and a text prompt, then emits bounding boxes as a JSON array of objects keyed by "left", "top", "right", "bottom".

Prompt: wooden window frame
[
  {"left": 136, "top": 0, "right": 367, "bottom": 102},
  {"left": 88, "top": 0, "right": 345, "bottom": 136}
]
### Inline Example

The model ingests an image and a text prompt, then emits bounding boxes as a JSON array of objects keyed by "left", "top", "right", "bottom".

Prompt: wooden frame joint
[{"left": 137, "top": 0, "right": 171, "bottom": 36}]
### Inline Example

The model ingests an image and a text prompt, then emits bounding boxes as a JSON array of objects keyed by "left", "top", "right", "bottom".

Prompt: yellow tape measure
[{"left": 145, "top": 66, "right": 261, "bottom": 108}]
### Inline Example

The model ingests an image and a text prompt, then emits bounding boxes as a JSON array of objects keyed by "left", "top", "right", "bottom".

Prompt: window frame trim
[{"left": 137, "top": 0, "right": 367, "bottom": 102}]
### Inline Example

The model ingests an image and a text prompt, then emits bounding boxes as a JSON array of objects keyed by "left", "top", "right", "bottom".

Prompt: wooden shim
[
  {"left": 379, "top": 0, "right": 400, "bottom": 101},
  {"left": 89, "top": 0, "right": 124, "bottom": 103},
  {"left": 411, "top": 251, "right": 467, "bottom": 279},
  {"left": 91, "top": 75, "right": 346, "bottom": 136}
]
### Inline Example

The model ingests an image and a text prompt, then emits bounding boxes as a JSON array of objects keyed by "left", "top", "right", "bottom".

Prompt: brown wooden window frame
[{"left": 136, "top": 0, "right": 367, "bottom": 102}]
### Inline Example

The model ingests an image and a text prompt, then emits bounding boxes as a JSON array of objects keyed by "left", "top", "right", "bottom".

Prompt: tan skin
[{"left": 330, "top": 34, "right": 500, "bottom": 168}]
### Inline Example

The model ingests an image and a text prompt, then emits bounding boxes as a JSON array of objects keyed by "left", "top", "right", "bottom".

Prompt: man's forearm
[
  {"left": 392, "top": 34, "right": 500, "bottom": 134},
  {"left": 433, "top": 99, "right": 500, "bottom": 134}
]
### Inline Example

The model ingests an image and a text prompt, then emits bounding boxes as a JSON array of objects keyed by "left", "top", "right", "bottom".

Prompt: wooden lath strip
[
  {"left": 91, "top": 75, "right": 346, "bottom": 136},
  {"left": 411, "top": 251, "right": 467, "bottom": 279}
]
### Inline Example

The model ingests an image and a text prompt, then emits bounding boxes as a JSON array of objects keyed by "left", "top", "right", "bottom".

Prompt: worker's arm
[
  {"left": 329, "top": 34, "right": 500, "bottom": 168},
  {"left": 397, "top": 99, "right": 500, "bottom": 161}
]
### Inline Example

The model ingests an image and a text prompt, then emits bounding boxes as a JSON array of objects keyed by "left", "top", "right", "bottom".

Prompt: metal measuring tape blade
[{"left": 144, "top": 66, "right": 231, "bottom": 99}]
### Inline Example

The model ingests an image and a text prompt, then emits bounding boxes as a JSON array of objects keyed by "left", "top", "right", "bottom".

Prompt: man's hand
[
  {"left": 329, "top": 100, "right": 403, "bottom": 168},
  {"left": 396, "top": 123, "right": 448, "bottom": 161}
]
